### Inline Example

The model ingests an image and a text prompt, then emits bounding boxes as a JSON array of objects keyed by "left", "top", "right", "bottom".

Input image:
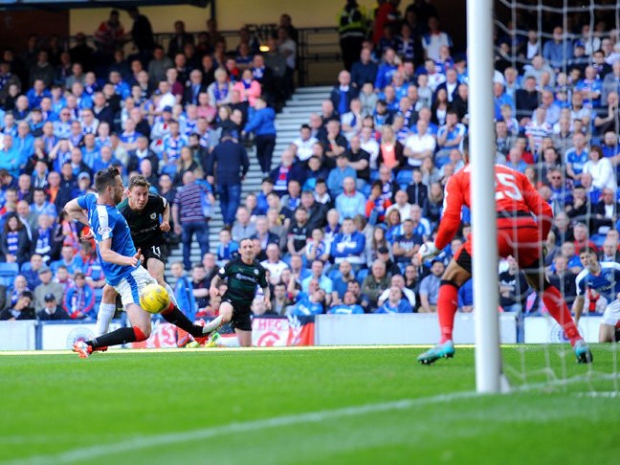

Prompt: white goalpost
[{"left": 467, "top": 0, "right": 503, "bottom": 393}]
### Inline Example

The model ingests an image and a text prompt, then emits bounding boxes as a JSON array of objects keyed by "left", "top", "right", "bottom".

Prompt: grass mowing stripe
[{"left": 5, "top": 391, "right": 478, "bottom": 465}]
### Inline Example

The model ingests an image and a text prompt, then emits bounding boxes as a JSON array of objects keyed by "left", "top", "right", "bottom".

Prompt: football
[{"left": 140, "top": 283, "right": 170, "bottom": 314}]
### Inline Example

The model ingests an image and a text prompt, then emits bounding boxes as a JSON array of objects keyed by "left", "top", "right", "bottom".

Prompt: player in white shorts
[{"left": 64, "top": 167, "right": 211, "bottom": 358}]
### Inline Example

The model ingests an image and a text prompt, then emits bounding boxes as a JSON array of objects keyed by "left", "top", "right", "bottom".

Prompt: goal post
[{"left": 467, "top": 0, "right": 503, "bottom": 394}]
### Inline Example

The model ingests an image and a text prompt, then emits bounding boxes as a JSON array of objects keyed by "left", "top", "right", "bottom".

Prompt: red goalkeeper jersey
[{"left": 435, "top": 165, "right": 553, "bottom": 250}]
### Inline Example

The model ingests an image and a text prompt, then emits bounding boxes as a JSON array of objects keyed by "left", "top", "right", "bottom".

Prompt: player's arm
[
  {"left": 572, "top": 295, "right": 585, "bottom": 325},
  {"left": 99, "top": 238, "right": 140, "bottom": 267},
  {"left": 425, "top": 175, "right": 464, "bottom": 256},
  {"left": 172, "top": 202, "right": 181, "bottom": 234},
  {"left": 64, "top": 198, "right": 89, "bottom": 226},
  {"left": 209, "top": 275, "right": 221, "bottom": 298},
  {"left": 521, "top": 175, "right": 553, "bottom": 239},
  {"left": 160, "top": 196, "right": 171, "bottom": 232}
]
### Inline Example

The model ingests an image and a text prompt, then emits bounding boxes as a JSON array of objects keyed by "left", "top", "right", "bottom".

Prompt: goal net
[{"left": 489, "top": 0, "right": 620, "bottom": 396}]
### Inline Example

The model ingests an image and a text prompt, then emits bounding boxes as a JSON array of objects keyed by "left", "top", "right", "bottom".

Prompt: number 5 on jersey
[{"left": 495, "top": 173, "right": 523, "bottom": 201}]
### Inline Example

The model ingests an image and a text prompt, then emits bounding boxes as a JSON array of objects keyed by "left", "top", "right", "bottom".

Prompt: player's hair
[
  {"left": 579, "top": 247, "right": 597, "bottom": 256},
  {"left": 128, "top": 175, "right": 150, "bottom": 191},
  {"left": 94, "top": 167, "right": 121, "bottom": 194},
  {"left": 239, "top": 237, "right": 253, "bottom": 247}
]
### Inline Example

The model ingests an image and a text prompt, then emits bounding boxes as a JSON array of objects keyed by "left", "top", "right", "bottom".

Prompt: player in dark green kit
[
  {"left": 206, "top": 238, "right": 271, "bottom": 346},
  {"left": 95, "top": 175, "right": 211, "bottom": 346}
]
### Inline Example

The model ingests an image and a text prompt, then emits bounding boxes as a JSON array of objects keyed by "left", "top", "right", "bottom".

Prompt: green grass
[{"left": 1, "top": 346, "right": 620, "bottom": 465}]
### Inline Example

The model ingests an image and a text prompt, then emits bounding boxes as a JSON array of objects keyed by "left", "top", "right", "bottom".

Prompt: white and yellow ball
[{"left": 140, "top": 283, "right": 170, "bottom": 314}]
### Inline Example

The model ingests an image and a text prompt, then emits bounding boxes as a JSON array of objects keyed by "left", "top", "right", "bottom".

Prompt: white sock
[
  {"left": 96, "top": 303, "right": 116, "bottom": 336},
  {"left": 202, "top": 315, "right": 223, "bottom": 333},
  {"left": 164, "top": 283, "right": 180, "bottom": 308}
]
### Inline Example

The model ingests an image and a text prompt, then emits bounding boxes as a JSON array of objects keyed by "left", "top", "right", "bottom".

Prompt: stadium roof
[{"left": 0, "top": 0, "right": 210, "bottom": 10}]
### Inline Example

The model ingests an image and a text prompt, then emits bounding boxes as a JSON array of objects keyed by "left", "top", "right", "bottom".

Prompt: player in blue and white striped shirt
[
  {"left": 64, "top": 167, "right": 211, "bottom": 358},
  {"left": 573, "top": 247, "right": 620, "bottom": 343}
]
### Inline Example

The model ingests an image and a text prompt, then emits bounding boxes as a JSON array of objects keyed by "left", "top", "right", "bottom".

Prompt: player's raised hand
[
  {"left": 209, "top": 287, "right": 219, "bottom": 299},
  {"left": 160, "top": 221, "right": 170, "bottom": 232},
  {"left": 418, "top": 242, "right": 440, "bottom": 262}
]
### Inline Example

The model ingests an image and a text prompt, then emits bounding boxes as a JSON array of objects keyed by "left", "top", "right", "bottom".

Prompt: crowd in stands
[{"left": 3, "top": 1, "right": 620, "bottom": 324}]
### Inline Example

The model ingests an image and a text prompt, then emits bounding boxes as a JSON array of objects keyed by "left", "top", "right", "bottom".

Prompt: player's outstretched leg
[
  {"left": 529, "top": 276, "right": 592, "bottom": 364},
  {"left": 160, "top": 302, "right": 212, "bottom": 343},
  {"left": 73, "top": 304, "right": 151, "bottom": 358}
]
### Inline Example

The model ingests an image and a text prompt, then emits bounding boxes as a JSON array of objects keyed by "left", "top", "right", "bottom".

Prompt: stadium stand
[{"left": 2, "top": 0, "right": 620, "bottom": 327}]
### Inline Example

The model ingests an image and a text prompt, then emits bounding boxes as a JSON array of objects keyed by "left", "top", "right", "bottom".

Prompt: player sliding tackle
[
  {"left": 417, "top": 142, "right": 592, "bottom": 365},
  {"left": 64, "top": 167, "right": 212, "bottom": 357},
  {"left": 203, "top": 238, "right": 270, "bottom": 347}
]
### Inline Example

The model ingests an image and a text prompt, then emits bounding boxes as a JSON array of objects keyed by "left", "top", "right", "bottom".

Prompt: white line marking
[{"left": 4, "top": 391, "right": 478, "bottom": 465}]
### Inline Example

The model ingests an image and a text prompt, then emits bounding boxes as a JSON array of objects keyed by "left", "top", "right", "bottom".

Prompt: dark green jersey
[
  {"left": 218, "top": 257, "right": 268, "bottom": 304},
  {"left": 117, "top": 193, "right": 167, "bottom": 247}
]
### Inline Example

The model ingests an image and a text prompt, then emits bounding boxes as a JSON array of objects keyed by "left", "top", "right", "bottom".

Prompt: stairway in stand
[{"left": 165, "top": 86, "right": 332, "bottom": 285}]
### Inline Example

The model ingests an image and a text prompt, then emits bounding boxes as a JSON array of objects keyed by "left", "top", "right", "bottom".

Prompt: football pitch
[{"left": 1, "top": 346, "right": 620, "bottom": 465}]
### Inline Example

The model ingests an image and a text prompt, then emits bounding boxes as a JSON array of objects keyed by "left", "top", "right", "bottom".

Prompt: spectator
[
  {"left": 207, "top": 131, "right": 249, "bottom": 228},
  {"left": 330, "top": 217, "right": 366, "bottom": 270},
  {"left": 351, "top": 48, "right": 378, "bottom": 89},
  {"left": 422, "top": 16, "right": 453, "bottom": 62},
  {"left": 302, "top": 260, "right": 333, "bottom": 293},
  {"left": 583, "top": 145, "right": 615, "bottom": 192},
  {"left": 601, "top": 61, "right": 620, "bottom": 103},
  {"left": 1, "top": 213, "right": 30, "bottom": 265},
  {"left": 170, "top": 261, "right": 197, "bottom": 321},
  {"left": 598, "top": 238, "right": 620, "bottom": 263},
  {"left": 126, "top": 7, "right": 155, "bottom": 57},
  {"left": 329, "top": 290, "right": 365, "bottom": 314},
  {"left": 0, "top": 289, "right": 35, "bottom": 321},
  {"left": 33, "top": 265, "right": 63, "bottom": 310},
  {"left": 269, "top": 150, "right": 303, "bottom": 197},
  {"left": 290, "top": 281, "right": 325, "bottom": 316},
  {"left": 515, "top": 75, "right": 539, "bottom": 118},
  {"left": 386, "top": 190, "right": 413, "bottom": 221},
  {"left": 498, "top": 257, "right": 530, "bottom": 313},
  {"left": 338, "top": 1, "right": 368, "bottom": 71},
  {"left": 392, "top": 218, "right": 423, "bottom": 266},
  {"left": 271, "top": 282, "right": 293, "bottom": 316},
  {"left": 305, "top": 228, "right": 330, "bottom": 264},
  {"left": 328, "top": 154, "right": 357, "bottom": 197},
  {"left": 335, "top": 177, "right": 366, "bottom": 221},
  {"left": 231, "top": 206, "right": 257, "bottom": 243},
  {"left": 418, "top": 259, "right": 444, "bottom": 312},
  {"left": 172, "top": 171, "right": 211, "bottom": 271},
  {"left": 331, "top": 70, "right": 358, "bottom": 117},
  {"left": 62, "top": 271, "right": 95, "bottom": 319},
  {"left": 168, "top": 20, "right": 194, "bottom": 58},
  {"left": 361, "top": 259, "right": 391, "bottom": 309},
  {"left": 403, "top": 119, "right": 436, "bottom": 169},
  {"left": 542, "top": 27, "right": 572, "bottom": 72},
  {"left": 547, "top": 255, "right": 577, "bottom": 307},
  {"left": 36, "top": 292, "right": 70, "bottom": 320},
  {"left": 287, "top": 207, "right": 311, "bottom": 257},
  {"left": 565, "top": 132, "right": 589, "bottom": 180},
  {"left": 50, "top": 244, "right": 83, "bottom": 275},
  {"left": 251, "top": 215, "right": 280, "bottom": 252},
  {"left": 290, "top": 124, "right": 318, "bottom": 164},
  {"left": 376, "top": 285, "right": 413, "bottom": 313},
  {"left": 94, "top": 10, "right": 125, "bottom": 56},
  {"left": 242, "top": 96, "right": 276, "bottom": 176},
  {"left": 261, "top": 243, "right": 289, "bottom": 285}
]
